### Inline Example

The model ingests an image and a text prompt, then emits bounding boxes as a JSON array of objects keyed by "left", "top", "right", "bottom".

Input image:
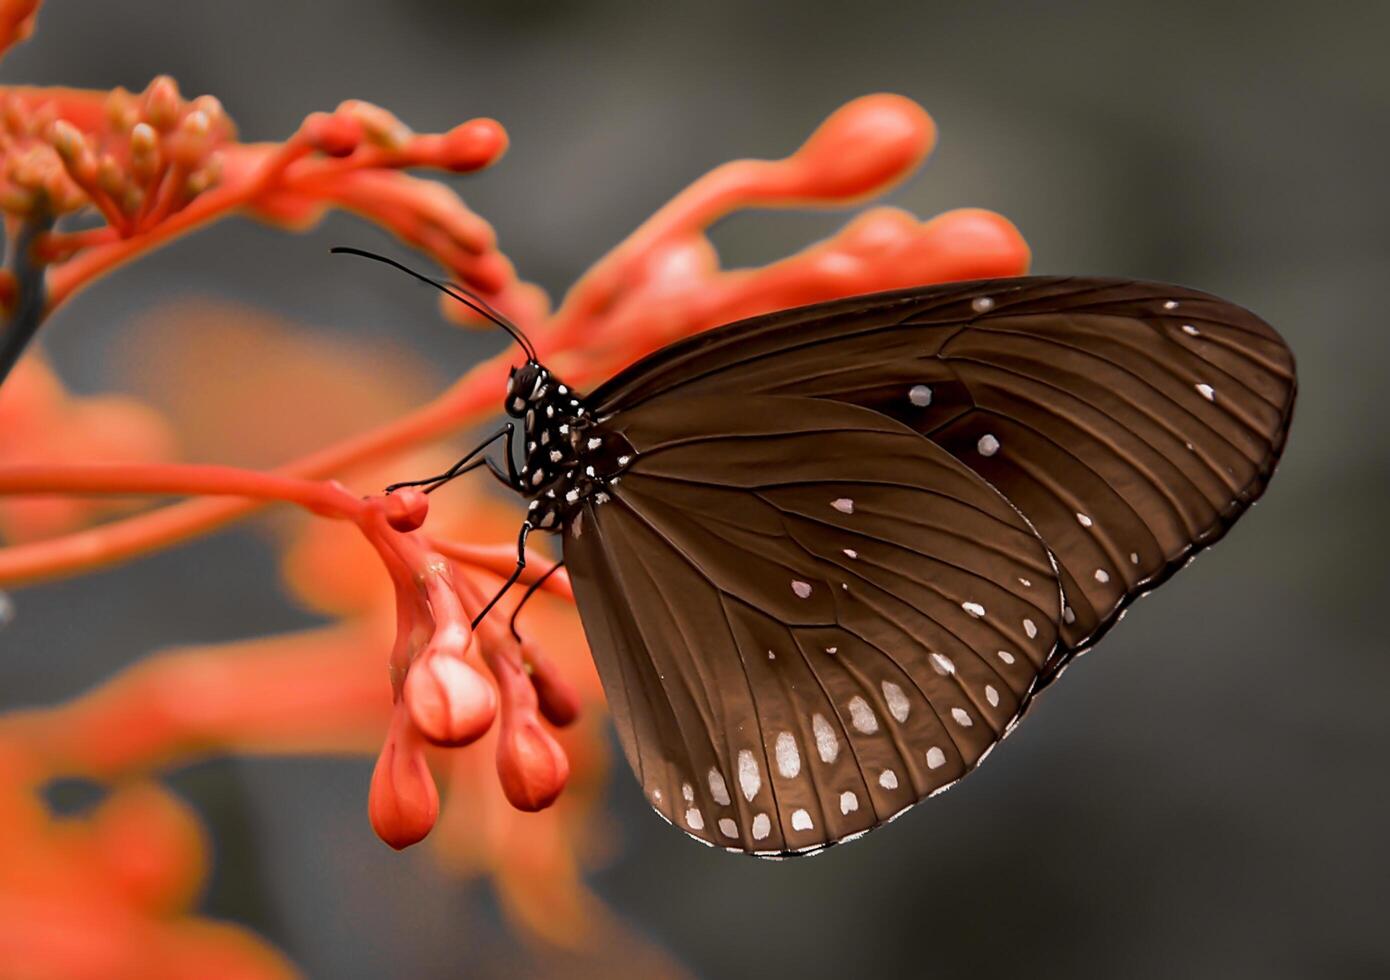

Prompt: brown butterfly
[{"left": 342, "top": 251, "right": 1297, "bottom": 857}]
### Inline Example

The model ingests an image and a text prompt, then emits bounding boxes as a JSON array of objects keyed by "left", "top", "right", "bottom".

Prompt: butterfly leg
[
  {"left": 507, "top": 560, "right": 565, "bottom": 641},
  {"left": 384, "top": 423, "right": 517, "bottom": 494},
  {"left": 470, "top": 521, "right": 533, "bottom": 629}
]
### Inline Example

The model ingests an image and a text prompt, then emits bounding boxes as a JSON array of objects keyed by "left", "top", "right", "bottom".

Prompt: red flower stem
[
  {"left": 138, "top": 161, "right": 191, "bottom": 232},
  {"left": 54, "top": 167, "right": 131, "bottom": 236},
  {"left": 33, "top": 226, "right": 120, "bottom": 262},
  {"left": 355, "top": 509, "right": 433, "bottom": 698},
  {"left": 0, "top": 360, "right": 507, "bottom": 585},
  {"left": 426, "top": 538, "right": 573, "bottom": 598},
  {"left": 0, "top": 461, "right": 365, "bottom": 519},
  {"left": 43, "top": 135, "right": 349, "bottom": 312}
]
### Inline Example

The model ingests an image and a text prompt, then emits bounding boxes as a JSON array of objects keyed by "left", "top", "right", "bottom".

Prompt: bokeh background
[{"left": 3, "top": 1, "right": 1388, "bottom": 977}]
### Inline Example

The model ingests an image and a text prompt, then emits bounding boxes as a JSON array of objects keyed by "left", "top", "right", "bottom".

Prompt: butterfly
[{"left": 338, "top": 251, "right": 1296, "bottom": 857}]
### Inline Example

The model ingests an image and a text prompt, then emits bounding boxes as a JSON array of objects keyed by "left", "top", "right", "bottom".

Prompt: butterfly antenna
[{"left": 330, "top": 246, "right": 537, "bottom": 360}]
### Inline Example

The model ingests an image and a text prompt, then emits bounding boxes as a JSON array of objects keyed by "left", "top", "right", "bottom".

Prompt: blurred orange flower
[
  {"left": 0, "top": 741, "right": 298, "bottom": 980},
  {"left": 0, "top": 353, "right": 173, "bottom": 542}
]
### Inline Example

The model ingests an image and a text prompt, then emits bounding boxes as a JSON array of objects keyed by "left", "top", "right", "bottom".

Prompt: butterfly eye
[{"left": 506, "top": 365, "right": 542, "bottom": 417}]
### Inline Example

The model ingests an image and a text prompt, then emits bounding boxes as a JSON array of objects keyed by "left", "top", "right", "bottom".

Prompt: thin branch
[{"left": 0, "top": 212, "right": 55, "bottom": 389}]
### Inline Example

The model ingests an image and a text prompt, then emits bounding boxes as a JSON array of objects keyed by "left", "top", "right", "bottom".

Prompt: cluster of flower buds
[
  {"left": 0, "top": 78, "right": 233, "bottom": 235},
  {"left": 0, "top": 4, "right": 529, "bottom": 334},
  {"left": 358, "top": 489, "right": 581, "bottom": 849}
]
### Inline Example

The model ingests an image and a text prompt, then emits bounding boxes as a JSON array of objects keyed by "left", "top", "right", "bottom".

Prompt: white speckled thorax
[{"left": 506, "top": 361, "right": 635, "bottom": 531}]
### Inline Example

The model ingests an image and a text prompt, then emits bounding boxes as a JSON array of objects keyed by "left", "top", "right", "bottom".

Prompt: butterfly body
[
  {"left": 506, "top": 363, "right": 635, "bottom": 531},
  {"left": 492, "top": 276, "right": 1295, "bottom": 856}
]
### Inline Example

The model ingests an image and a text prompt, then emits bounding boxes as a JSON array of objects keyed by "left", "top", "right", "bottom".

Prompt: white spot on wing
[
  {"left": 1164, "top": 300, "right": 1179, "bottom": 310},
  {"left": 831, "top": 497, "right": 854, "bottom": 514},
  {"left": 972, "top": 296, "right": 995, "bottom": 313},
  {"left": 930, "top": 652, "right": 955, "bottom": 675},
  {"left": 1095, "top": 568, "right": 1110, "bottom": 584},
  {"left": 685, "top": 808, "right": 704, "bottom": 830},
  {"left": 1196, "top": 382, "right": 1215, "bottom": 401},
  {"left": 738, "top": 750, "right": 761, "bottom": 801},
  {"left": 752, "top": 813, "right": 772, "bottom": 840},
  {"left": 997, "top": 649, "right": 1015, "bottom": 665},
  {"left": 848, "top": 696, "right": 879, "bottom": 734},
  {"left": 908, "top": 384, "right": 933, "bottom": 407},
  {"left": 708, "top": 769, "right": 731, "bottom": 806},
  {"left": 791, "top": 580, "right": 812, "bottom": 599},
  {"left": 879, "top": 769, "right": 899, "bottom": 790},
  {"left": 882, "top": 681, "right": 910, "bottom": 722},
  {"left": 962, "top": 601, "right": 986, "bottom": 618},
  {"left": 977, "top": 434, "right": 1000, "bottom": 456},
  {"left": 986, "top": 684, "right": 1000, "bottom": 707},
  {"left": 1182, "top": 324, "right": 1200, "bottom": 336},
  {"left": 926, "top": 746, "right": 947, "bottom": 769},
  {"left": 775, "top": 731, "right": 801, "bottom": 778},
  {"left": 842, "top": 548, "right": 858, "bottom": 559},
  {"left": 951, "top": 707, "right": 973, "bottom": 727},
  {"left": 840, "top": 791, "right": 859, "bottom": 814},
  {"left": 1076, "top": 512, "right": 1093, "bottom": 527},
  {"left": 1023, "top": 618, "right": 1038, "bottom": 639},
  {"left": 718, "top": 817, "right": 738, "bottom": 838},
  {"left": 791, "top": 809, "right": 813, "bottom": 832},
  {"left": 812, "top": 713, "right": 839, "bottom": 763},
  {"left": 1130, "top": 552, "right": 1140, "bottom": 565}
]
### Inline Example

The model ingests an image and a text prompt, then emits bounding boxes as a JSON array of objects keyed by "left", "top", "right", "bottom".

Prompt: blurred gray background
[{"left": 3, "top": 1, "right": 1387, "bottom": 977}]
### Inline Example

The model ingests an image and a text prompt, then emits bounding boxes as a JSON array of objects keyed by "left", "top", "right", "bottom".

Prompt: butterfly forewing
[
  {"left": 565, "top": 395, "right": 1063, "bottom": 854},
  {"left": 587, "top": 277, "right": 1296, "bottom": 657}
]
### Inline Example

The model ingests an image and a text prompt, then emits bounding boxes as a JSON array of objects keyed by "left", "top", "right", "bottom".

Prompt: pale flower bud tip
[{"left": 404, "top": 653, "right": 496, "bottom": 746}]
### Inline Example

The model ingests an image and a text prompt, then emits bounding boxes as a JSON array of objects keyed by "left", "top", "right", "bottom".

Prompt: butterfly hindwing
[
  {"left": 588, "top": 277, "right": 1296, "bottom": 657},
  {"left": 564, "top": 395, "right": 1063, "bottom": 854}
]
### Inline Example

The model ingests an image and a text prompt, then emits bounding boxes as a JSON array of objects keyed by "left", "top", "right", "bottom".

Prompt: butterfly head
[{"left": 505, "top": 361, "right": 548, "bottom": 417}]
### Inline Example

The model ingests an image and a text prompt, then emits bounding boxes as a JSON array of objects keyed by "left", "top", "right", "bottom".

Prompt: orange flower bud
[
  {"left": 439, "top": 118, "right": 508, "bottom": 172},
  {"left": 497, "top": 716, "right": 570, "bottom": 812},
  {"left": 167, "top": 109, "right": 210, "bottom": 168},
  {"left": 785, "top": 93, "right": 935, "bottom": 202},
  {"left": 368, "top": 705, "right": 439, "bottom": 849},
  {"left": 383, "top": 487, "right": 428, "bottom": 532},
  {"left": 90, "top": 783, "right": 205, "bottom": 914},
  {"left": 302, "top": 111, "right": 362, "bottom": 158},
  {"left": 522, "top": 639, "right": 580, "bottom": 728},
  {"left": 96, "top": 153, "right": 124, "bottom": 196},
  {"left": 404, "top": 646, "right": 496, "bottom": 746},
  {"left": 143, "top": 75, "right": 182, "bottom": 132},
  {"left": 10, "top": 145, "right": 51, "bottom": 190},
  {"left": 106, "top": 86, "right": 139, "bottom": 133},
  {"left": 129, "top": 121, "right": 160, "bottom": 182},
  {"left": 190, "top": 94, "right": 232, "bottom": 139}
]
